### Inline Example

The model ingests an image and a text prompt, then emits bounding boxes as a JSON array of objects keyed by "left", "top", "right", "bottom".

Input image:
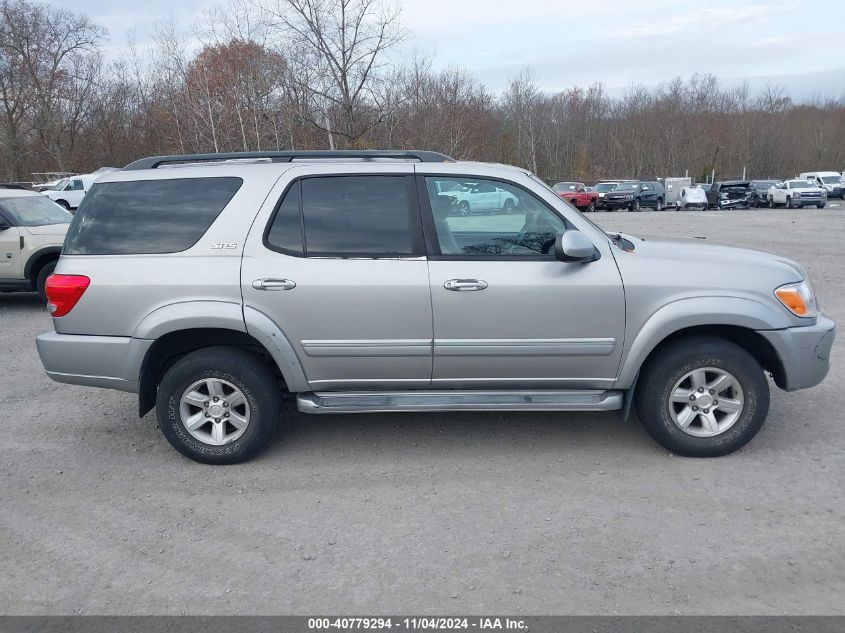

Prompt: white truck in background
[
  {"left": 767, "top": 179, "right": 827, "bottom": 208},
  {"left": 798, "top": 171, "right": 843, "bottom": 199}
]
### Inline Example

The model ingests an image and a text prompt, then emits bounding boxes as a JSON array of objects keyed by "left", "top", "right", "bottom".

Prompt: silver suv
[{"left": 35, "top": 151, "right": 835, "bottom": 464}]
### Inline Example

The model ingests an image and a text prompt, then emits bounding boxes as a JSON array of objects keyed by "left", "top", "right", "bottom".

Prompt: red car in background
[{"left": 552, "top": 181, "right": 599, "bottom": 212}]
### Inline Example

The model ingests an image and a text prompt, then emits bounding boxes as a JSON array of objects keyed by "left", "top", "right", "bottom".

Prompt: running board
[{"left": 297, "top": 390, "right": 623, "bottom": 414}]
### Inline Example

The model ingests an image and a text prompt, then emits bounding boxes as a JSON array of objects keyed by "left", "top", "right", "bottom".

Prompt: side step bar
[{"left": 297, "top": 390, "right": 623, "bottom": 414}]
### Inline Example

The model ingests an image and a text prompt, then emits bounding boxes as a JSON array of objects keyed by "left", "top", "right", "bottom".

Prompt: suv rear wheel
[
  {"left": 156, "top": 346, "right": 281, "bottom": 464},
  {"left": 635, "top": 336, "right": 770, "bottom": 457}
]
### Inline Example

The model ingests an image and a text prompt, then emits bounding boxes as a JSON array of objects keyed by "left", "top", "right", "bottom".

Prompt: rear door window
[
  {"left": 64, "top": 177, "right": 242, "bottom": 255},
  {"left": 266, "top": 175, "right": 414, "bottom": 257}
]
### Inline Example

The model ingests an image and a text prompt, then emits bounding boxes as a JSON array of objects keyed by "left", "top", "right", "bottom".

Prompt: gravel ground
[{"left": 1, "top": 206, "right": 843, "bottom": 615}]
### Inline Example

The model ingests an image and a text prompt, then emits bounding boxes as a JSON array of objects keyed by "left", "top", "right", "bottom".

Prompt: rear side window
[
  {"left": 265, "top": 175, "right": 413, "bottom": 256},
  {"left": 64, "top": 177, "right": 242, "bottom": 255}
]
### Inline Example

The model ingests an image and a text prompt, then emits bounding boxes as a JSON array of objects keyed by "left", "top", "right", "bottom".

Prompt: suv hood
[
  {"left": 615, "top": 233, "right": 806, "bottom": 281},
  {"left": 24, "top": 224, "right": 70, "bottom": 238}
]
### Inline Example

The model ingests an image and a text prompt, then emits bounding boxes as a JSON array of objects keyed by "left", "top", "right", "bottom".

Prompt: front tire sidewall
[
  {"left": 156, "top": 349, "right": 280, "bottom": 464},
  {"left": 636, "top": 339, "right": 770, "bottom": 457}
]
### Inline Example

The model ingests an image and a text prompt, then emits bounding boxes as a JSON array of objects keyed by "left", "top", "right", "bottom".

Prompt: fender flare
[
  {"left": 615, "top": 296, "right": 793, "bottom": 388},
  {"left": 243, "top": 306, "right": 309, "bottom": 392},
  {"left": 133, "top": 300, "right": 248, "bottom": 340},
  {"left": 23, "top": 246, "right": 62, "bottom": 279}
]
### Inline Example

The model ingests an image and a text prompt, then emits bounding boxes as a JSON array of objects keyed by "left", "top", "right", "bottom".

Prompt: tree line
[{"left": 1, "top": 0, "right": 843, "bottom": 184}]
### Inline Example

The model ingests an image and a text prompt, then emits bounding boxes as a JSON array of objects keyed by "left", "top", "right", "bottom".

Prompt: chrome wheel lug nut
[
  {"left": 703, "top": 408, "right": 709, "bottom": 414},
  {"left": 213, "top": 396, "right": 219, "bottom": 402},
  {"left": 713, "top": 400, "right": 719, "bottom": 405},
  {"left": 692, "top": 406, "right": 699, "bottom": 411},
  {"left": 709, "top": 389, "right": 715, "bottom": 395},
  {"left": 204, "top": 401, "right": 209, "bottom": 407},
  {"left": 698, "top": 387, "right": 704, "bottom": 393},
  {"left": 215, "top": 418, "right": 221, "bottom": 423},
  {"left": 224, "top": 412, "right": 229, "bottom": 418},
  {"left": 223, "top": 401, "right": 229, "bottom": 408},
  {"left": 689, "top": 395, "right": 696, "bottom": 401}
]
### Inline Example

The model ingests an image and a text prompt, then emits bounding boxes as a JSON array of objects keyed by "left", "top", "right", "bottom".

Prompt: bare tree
[{"left": 262, "top": 0, "right": 404, "bottom": 144}]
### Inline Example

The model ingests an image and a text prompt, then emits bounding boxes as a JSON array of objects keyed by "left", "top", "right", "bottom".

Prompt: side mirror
[
  {"left": 0, "top": 221, "right": 10, "bottom": 231},
  {"left": 555, "top": 230, "right": 596, "bottom": 262}
]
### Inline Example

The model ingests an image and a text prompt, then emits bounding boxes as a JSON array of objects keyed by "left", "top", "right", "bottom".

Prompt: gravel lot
[{"left": 1, "top": 206, "right": 843, "bottom": 615}]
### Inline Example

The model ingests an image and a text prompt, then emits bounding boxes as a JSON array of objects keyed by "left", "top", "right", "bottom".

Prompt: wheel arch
[
  {"left": 137, "top": 327, "right": 288, "bottom": 418},
  {"left": 135, "top": 302, "right": 310, "bottom": 417},
  {"left": 24, "top": 247, "right": 62, "bottom": 286},
  {"left": 617, "top": 298, "right": 792, "bottom": 391}
]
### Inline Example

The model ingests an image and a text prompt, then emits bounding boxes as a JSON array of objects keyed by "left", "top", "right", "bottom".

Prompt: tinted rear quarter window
[{"left": 64, "top": 177, "right": 242, "bottom": 255}]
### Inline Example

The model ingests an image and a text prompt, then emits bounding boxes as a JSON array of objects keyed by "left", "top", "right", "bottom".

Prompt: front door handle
[
  {"left": 252, "top": 278, "right": 296, "bottom": 291},
  {"left": 444, "top": 279, "right": 488, "bottom": 291}
]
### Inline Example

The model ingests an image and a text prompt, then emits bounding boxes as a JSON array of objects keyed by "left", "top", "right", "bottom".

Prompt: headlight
[
  {"left": 720, "top": 193, "right": 728, "bottom": 199},
  {"left": 625, "top": 194, "right": 633, "bottom": 200},
  {"left": 775, "top": 280, "right": 818, "bottom": 318}
]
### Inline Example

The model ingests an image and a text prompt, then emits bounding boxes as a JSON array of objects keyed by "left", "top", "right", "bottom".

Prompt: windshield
[
  {"left": 51, "top": 179, "right": 68, "bottom": 191},
  {"left": 595, "top": 183, "right": 618, "bottom": 192},
  {"left": 0, "top": 195, "right": 72, "bottom": 226},
  {"left": 820, "top": 176, "right": 840, "bottom": 184},
  {"left": 753, "top": 181, "right": 778, "bottom": 189},
  {"left": 553, "top": 182, "right": 578, "bottom": 191},
  {"left": 614, "top": 183, "right": 639, "bottom": 191},
  {"left": 788, "top": 180, "right": 811, "bottom": 188}
]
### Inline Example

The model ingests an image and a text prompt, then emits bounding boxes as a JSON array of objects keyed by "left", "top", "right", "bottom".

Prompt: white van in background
[
  {"left": 41, "top": 173, "right": 100, "bottom": 211},
  {"left": 799, "top": 171, "right": 843, "bottom": 199}
]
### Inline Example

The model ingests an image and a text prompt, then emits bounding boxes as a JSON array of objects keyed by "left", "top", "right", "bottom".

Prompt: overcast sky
[{"left": 53, "top": 0, "right": 845, "bottom": 100}]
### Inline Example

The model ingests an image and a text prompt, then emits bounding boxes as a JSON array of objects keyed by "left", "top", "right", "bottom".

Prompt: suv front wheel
[
  {"left": 156, "top": 346, "right": 281, "bottom": 464},
  {"left": 635, "top": 336, "right": 770, "bottom": 457}
]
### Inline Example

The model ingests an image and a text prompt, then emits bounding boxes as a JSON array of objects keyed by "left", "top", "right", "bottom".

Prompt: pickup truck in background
[
  {"left": 706, "top": 181, "right": 750, "bottom": 209},
  {"left": 552, "top": 182, "right": 599, "bottom": 212},
  {"left": 767, "top": 179, "right": 827, "bottom": 208}
]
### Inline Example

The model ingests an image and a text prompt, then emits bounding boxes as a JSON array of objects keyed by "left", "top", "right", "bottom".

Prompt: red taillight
[{"left": 45, "top": 274, "right": 90, "bottom": 317}]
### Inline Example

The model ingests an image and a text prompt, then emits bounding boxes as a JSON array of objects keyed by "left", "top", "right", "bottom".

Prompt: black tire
[
  {"left": 817, "top": 203, "right": 826, "bottom": 209},
  {"left": 56, "top": 199, "right": 70, "bottom": 210},
  {"left": 36, "top": 260, "right": 57, "bottom": 304},
  {"left": 655, "top": 198, "right": 663, "bottom": 212},
  {"left": 502, "top": 198, "right": 514, "bottom": 214},
  {"left": 635, "top": 336, "right": 770, "bottom": 457},
  {"left": 156, "top": 346, "right": 282, "bottom": 464},
  {"left": 459, "top": 201, "right": 470, "bottom": 216},
  {"left": 585, "top": 202, "right": 595, "bottom": 213},
  {"left": 633, "top": 199, "right": 641, "bottom": 212},
  {"left": 786, "top": 196, "right": 793, "bottom": 209},
  {"left": 768, "top": 197, "right": 775, "bottom": 209}
]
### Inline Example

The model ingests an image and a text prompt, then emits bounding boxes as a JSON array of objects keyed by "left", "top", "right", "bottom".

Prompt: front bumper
[
  {"left": 758, "top": 314, "right": 835, "bottom": 391},
  {"left": 604, "top": 198, "right": 632, "bottom": 210},
  {"left": 36, "top": 331, "right": 152, "bottom": 393}
]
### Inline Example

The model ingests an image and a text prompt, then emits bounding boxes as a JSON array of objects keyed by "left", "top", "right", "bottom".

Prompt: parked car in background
[
  {"left": 0, "top": 188, "right": 72, "bottom": 301},
  {"left": 552, "top": 182, "right": 599, "bottom": 212},
  {"left": 674, "top": 185, "right": 708, "bottom": 210},
  {"left": 767, "top": 180, "right": 827, "bottom": 208},
  {"left": 706, "top": 181, "right": 750, "bottom": 210},
  {"left": 41, "top": 174, "right": 99, "bottom": 211},
  {"left": 747, "top": 180, "right": 780, "bottom": 207},
  {"left": 593, "top": 182, "right": 619, "bottom": 209},
  {"left": 603, "top": 180, "right": 666, "bottom": 211},
  {"left": 439, "top": 180, "right": 520, "bottom": 215},
  {"left": 799, "top": 172, "right": 843, "bottom": 199}
]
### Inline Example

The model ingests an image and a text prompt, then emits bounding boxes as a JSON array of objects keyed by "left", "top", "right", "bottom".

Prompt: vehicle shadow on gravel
[{"left": 262, "top": 406, "right": 662, "bottom": 460}]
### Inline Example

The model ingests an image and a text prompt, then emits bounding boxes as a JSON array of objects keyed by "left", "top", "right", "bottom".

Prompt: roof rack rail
[{"left": 123, "top": 150, "right": 454, "bottom": 171}]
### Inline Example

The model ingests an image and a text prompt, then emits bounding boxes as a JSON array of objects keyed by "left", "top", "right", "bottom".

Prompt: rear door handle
[
  {"left": 444, "top": 279, "right": 488, "bottom": 291},
  {"left": 252, "top": 278, "right": 296, "bottom": 291}
]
